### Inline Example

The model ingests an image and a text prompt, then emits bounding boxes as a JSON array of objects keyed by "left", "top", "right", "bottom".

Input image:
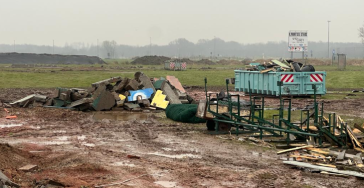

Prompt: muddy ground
[{"left": 0, "top": 88, "right": 364, "bottom": 188}]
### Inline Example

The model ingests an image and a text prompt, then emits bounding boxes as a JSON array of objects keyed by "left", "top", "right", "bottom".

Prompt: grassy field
[{"left": 0, "top": 61, "right": 364, "bottom": 89}]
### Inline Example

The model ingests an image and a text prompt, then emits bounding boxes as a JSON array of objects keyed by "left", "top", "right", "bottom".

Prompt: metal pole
[
  {"left": 328, "top": 21, "right": 331, "bottom": 59},
  {"left": 214, "top": 36, "right": 216, "bottom": 59},
  {"left": 53, "top": 40, "right": 54, "bottom": 54}
]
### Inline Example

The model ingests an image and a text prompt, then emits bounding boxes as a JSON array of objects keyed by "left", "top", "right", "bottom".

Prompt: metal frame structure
[{"left": 204, "top": 78, "right": 348, "bottom": 147}]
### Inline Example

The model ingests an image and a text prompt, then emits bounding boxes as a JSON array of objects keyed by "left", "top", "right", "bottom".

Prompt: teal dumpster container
[{"left": 234, "top": 70, "right": 326, "bottom": 96}]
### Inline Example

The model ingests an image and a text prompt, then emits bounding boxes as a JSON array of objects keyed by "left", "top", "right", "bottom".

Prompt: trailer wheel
[
  {"left": 206, "top": 120, "right": 232, "bottom": 131},
  {"left": 206, "top": 120, "right": 215, "bottom": 131}
]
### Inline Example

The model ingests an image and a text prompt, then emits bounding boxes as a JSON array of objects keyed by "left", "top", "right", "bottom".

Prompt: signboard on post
[{"left": 288, "top": 31, "right": 308, "bottom": 52}]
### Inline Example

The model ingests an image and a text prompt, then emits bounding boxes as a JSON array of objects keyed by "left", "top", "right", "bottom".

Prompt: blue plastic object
[
  {"left": 127, "top": 88, "right": 154, "bottom": 101},
  {"left": 234, "top": 70, "right": 326, "bottom": 96}
]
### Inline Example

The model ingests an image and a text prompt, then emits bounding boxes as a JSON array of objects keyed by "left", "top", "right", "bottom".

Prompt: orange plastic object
[{"left": 5, "top": 115, "right": 17, "bottom": 119}]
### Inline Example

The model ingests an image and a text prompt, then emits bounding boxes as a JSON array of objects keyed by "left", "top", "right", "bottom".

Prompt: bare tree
[
  {"left": 103, "top": 40, "right": 117, "bottom": 58},
  {"left": 359, "top": 23, "right": 364, "bottom": 44}
]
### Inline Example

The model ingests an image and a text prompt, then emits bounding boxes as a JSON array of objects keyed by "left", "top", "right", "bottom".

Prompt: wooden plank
[
  {"left": 354, "top": 123, "right": 364, "bottom": 134},
  {"left": 306, "top": 148, "right": 329, "bottom": 155},
  {"left": 347, "top": 125, "right": 364, "bottom": 149},
  {"left": 19, "top": 164, "right": 38, "bottom": 172},
  {"left": 315, "top": 163, "right": 336, "bottom": 168},
  {"left": 277, "top": 145, "right": 313, "bottom": 154},
  {"left": 289, "top": 155, "right": 319, "bottom": 160},
  {"left": 283, "top": 161, "right": 364, "bottom": 178},
  {"left": 260, "top": 68, "right": 275, "bottom": 73}
]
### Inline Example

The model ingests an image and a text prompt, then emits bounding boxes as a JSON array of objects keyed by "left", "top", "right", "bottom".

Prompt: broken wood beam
[
  {"left": 283, "top": 161, "right": 364, "bottom": 178},
  {"left": 277, "top": 145, "right": 313, "bottom": 154}
]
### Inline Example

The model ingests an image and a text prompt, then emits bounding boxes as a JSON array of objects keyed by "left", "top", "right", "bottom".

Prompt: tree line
[{"left": 0, "top": 38, "right": 363, "bottom": 59}]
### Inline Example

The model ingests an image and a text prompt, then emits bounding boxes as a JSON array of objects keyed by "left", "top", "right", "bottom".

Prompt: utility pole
[
  {"left": 13, "top": 40, "right": 15, "bottom": 52},
  {"left": 150, "top": 37, "right": 152, "bottom": 56},
  {"left": 214, "top": 36, "right": 216, "bottom": 59},
  {"left": 328, "top": 20, "right": 331, "bottom": 59},
  {"left": 97, "top": 39, "right": 99, "bottom": 57},
  {"left": 53, "top": 40, "right": 54, "bottom": 54}
]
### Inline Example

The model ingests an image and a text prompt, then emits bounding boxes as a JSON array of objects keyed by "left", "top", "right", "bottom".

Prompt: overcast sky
[{"left": 0, "top": 0, "right": 363, "bottom": 46}]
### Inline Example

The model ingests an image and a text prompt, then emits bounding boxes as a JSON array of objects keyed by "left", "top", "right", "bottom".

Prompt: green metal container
[{"left": 234, "top": 70, "right": 326, "bottom": 96}]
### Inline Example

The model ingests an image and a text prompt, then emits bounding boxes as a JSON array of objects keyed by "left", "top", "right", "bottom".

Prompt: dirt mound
[
  {"left": 217, "top": 59, "right": 242, "bottom": 65},
  {"left": 131, "top": 55, "right": 171, "bottom": 65},
  {"left": 0, "top": 143, "right": 33, "bottom": 169},
  {"left": 194, "top": 59, "right": 216, "bottom": 65},
  {"left": 180, "top": 58, "right": 194, "bottom": 64},
  {"left": 0, "top": 53, "right": 105, "bottom": 65}
]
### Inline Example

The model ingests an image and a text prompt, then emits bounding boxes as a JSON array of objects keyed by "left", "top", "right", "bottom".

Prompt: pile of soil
[
  {"left": 180, "top": 58, "right": 194, "bottom": 64},
  {"left": 0, "top": 143, "right": 32, "bottom": 169},
  {"left": 216, "top": 59, "right": 242, "bottom": 65},
  {"left": 131, "top": 55, "right": 171, "bottom": 65},
  {"left": 194, "top": 59, "right": 216, "bottom": 65},
  {"left": 0, "top": 53, "right": 105, "bottom": 65}
]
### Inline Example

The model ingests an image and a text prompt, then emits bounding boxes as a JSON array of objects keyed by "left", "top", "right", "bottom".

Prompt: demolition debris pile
[
  {"left": 279, "top": 145, "right": 364, "bottom": 178},
  {"left": 10, "top": 73, "right": 193, "bottom": 112},
  {"left": 277, "top": 116, "right": 364, "bottom": 178},
  {"left": 246, "top": 59, "right": 315, "bottom": 73}
]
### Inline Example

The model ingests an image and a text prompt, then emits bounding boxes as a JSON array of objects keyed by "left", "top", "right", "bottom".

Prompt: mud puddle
[
  {"left": 0, "top": 123, "right": 23, "bottom": 128},
  {"left": 148, "top": 152, "right": 201, "bottom": 159},
  {"left": 93, "top": 112, "right": 149, "bottom": 121}
]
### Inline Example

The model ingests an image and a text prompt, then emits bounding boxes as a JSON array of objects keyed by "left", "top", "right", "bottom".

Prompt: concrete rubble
[
  {"left": 0, "top": 170, "right": 20, "bottom": 188},
  {"left": 8, "top": 72, "right": 193, "bottom": 111}
]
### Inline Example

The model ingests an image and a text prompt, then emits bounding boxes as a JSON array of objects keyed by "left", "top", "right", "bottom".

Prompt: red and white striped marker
[
  {"left": 310, "top": 74, "right": 323, "bottom": 82},
  {"left": 281, "top": 74, "right": 294, "bottom": 82},
  {"left": 170, "top": 62, "right": 175, "bottom": 69},
  {"left": 181, "top": 62, "right": 186, "bottom": 69}
]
